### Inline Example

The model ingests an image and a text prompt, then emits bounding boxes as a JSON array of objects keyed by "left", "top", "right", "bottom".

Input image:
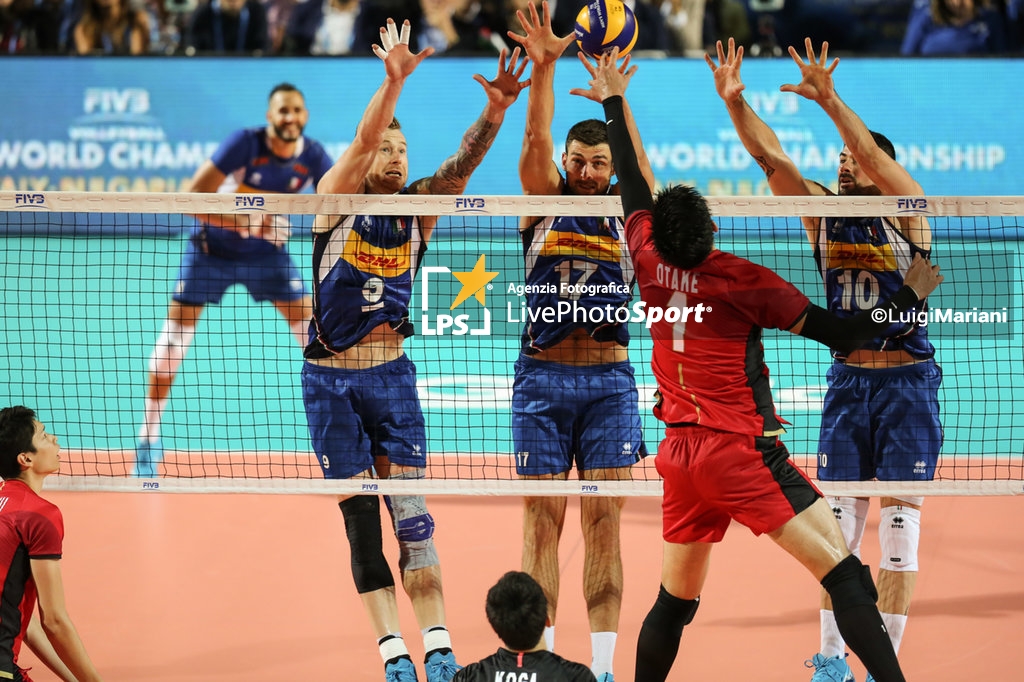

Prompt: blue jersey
[
  {"left": 520, "top": 212, "right": 634, "bottom": 352},
  {"left": 196, "top": 126, "right": 333, "bottom": 258},
  {"left": 305, "top": 208, "right": 425, "bottom": 357},
  {"left": 815, "top": 216, "right": 935, "bottom": 360}
]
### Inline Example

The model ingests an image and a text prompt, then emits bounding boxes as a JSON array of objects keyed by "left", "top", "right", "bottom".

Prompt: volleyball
[{"left": 574, "top": 0, "right": 639, "bottom": 59}]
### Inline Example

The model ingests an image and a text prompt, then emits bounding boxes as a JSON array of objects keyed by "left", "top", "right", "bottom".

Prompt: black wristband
[
  {"left": 602, "top": 95, "right": 625, "bottom": 119},
  {"left": 882, "top": 285, "right": 920, "bottom": 317}
]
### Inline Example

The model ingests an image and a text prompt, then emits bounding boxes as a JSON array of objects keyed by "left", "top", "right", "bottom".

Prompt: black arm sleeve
[
  {"left": 601, "top": 95, "right": 653, "bottom": 218},
  {"left": 797, "top": 285, "right": 920, "bottom": 355}
]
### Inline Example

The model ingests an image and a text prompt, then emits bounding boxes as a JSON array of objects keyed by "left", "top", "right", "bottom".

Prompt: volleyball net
[{"left": 1, "top": 191, "right": 1021, "bottom": 497}]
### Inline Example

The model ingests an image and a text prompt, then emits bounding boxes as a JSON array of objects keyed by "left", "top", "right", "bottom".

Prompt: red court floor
[{"left": 20, "top": 492, "right": 1024, "bottom": 681}]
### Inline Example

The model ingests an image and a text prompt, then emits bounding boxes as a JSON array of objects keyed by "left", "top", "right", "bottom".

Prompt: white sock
[
  {"left": 422, "top": 625, "right": 452, "bottom": 654},
  {"left": 820, "top": 609, "right": 846, "bottom": 658},
  {"left": 590, "top": 631, "right": 617, "bottom": 677},
  {"left": 881, "top": 612, "right": 908, "bottom": 653},
  {"left": 378, "top": 634, "right": 408, "bottom": 663},
  {"left": 138, "top": 397, "right": 167, "bottom": 442},
  {"left": 543, "top": 626, "right": 555, "bottom": 652}
]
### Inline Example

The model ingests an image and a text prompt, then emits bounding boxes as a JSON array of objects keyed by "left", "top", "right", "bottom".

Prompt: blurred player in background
[
  {"left": 584, "top": 46, "right": 941, "bottom": 682},
  {"left": 133, "top": 82, "right": 333, "bottom": 478},
  {"left": 708, "top": 37, "right": 941, "bottom": 682},
  {"left": 0, "top": 406, "right": 105, "bottom": 681},
  {"left": 302, "top": 18, "right": 527, "bottom": 682},
  {"left": 504, "top": 5, "right": 653, "bottom": 680},
  {"left": 453, "top": 571, "right": 596, "bottom": 682}
]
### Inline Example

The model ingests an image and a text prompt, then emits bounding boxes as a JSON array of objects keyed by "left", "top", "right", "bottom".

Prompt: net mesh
[{"left": 1, "top": 191, "right": 1021, "bottom": 496}]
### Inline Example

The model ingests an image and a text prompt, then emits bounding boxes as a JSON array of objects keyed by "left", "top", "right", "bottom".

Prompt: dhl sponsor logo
[
  {"left": 541, "top": 231, "right": 621, "bottom": 261},
  {"left": 341, "top": 231, "right": 411, "bottom": 277},
  {"left": 825, "top": 241, "right": 897, "bottom": 272}
]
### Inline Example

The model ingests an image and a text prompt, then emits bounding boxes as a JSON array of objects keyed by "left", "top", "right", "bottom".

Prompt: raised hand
[
  {"left": 704, "top": 37, "right": 746, "bottom": 103},
  {"left": 372, "top": 18, "right": 434, "bottom": 81},
  {"left": 569, "top": 47, "right": 636, "bottom": 103},
  {"left": 779, "top": 37, "right": 839, "bottom": 103},
  {"left": 473, "top": 47, "right": 531, "bottom": 112},
  {"left": 507, "top": 1, "right": 574, "bottom": 67}
]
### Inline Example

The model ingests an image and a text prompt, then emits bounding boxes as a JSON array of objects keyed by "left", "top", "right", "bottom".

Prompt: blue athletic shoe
[
  {"left": 133, "top": 439, "right": 163, "bottom": 478},
  {"left": 806, "top": 653, "right": 855, "bottom": 682},
  {"left": 424, "top": 650, "right": 461, "bottom": 682},
  {"left": 596, "top": 674, "right": 615, "bottom": 682},
  {"left": 865, "top": 674, "right": 875, "bottom": 682},
  {"left": 385, "top": 656, "right": 419, "bottom": 682}
]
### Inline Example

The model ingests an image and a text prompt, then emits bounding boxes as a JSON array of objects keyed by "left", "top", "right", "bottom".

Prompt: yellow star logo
[{"left": 450, "top": 254, "right": 499, "bottom": 310}]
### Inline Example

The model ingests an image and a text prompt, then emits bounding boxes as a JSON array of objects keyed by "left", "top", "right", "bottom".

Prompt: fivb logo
[
  {"left": 83, "top": 88, "right": 150, "bottom": 116},
  {"left": 234, "top": 195, "right": 266, "bottom": 210},
  {"left": 896, "top": 198, "right": 929, "bottom": 214},
  {"left": 420, "top": 254, "right": 498, "bottom": 336}
]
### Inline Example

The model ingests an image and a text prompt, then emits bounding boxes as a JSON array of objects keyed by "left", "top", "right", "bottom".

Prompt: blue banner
[{"left": 0, "top": 56, "right": 1017, "bottom": 197}]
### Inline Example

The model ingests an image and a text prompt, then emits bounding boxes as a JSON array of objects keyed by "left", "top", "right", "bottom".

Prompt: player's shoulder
[
  {"left": 706, "top": 250, "right": 787, "bottom": 287},
  {"left": 233, "top": 126, "right": 264, "bottom": 142},
  {"left": 216, "top": 126, "right": 262, "bottom": 152},
  {"left": 450, "top": 658, "right": 490, "bottom": 681},
  {"left": 0, "top": 481, "right": 62, "bottom": 520},
  {"left": 551, "top": 653, "right": 598, "bottom": 680},
  {"left": 300, "top": 135, "right": 330, "bottom": 156}
]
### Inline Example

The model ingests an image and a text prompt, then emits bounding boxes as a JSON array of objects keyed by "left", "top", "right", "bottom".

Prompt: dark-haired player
[
  {"left": 134, "top": 82, "right": 333, "bottom": 477},
  {"left": 505, "top": 6, "right": 652, "bottom": 679},
  {"left": 708, "top": 38, "right": 941, "bottom": 682},
  {"left": 0, "top": 406, "right": 105, "bottom": 681},
  {"left": 453, "top": 572, "right": 596, "bottom": 682},
  {"left": 302, "top": 18, "right": 527, "bottom": 682},
  {"left": 581, "top": 48, "right": 942, "bottom": 682}
]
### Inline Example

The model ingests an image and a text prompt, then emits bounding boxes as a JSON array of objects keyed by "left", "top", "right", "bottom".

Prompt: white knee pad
[
  {"left": 148, "top": 320, "right": 196, "bottom": 377},
  {"left": 879, "top": 505, "right": 921, "bottom": 572},
  {"left": 828, "top": 496, "right": 869, "bottom": 558}
]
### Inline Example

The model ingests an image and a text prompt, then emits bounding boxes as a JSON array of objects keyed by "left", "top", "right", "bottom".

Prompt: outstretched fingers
[
  {"left": 705, "top": 37, "right": 742, "bottom": 73},
  {"left": 372, "top": 18, "right": 433, "bottom": 63},
  {"left": 789, "top": 37, "right": 839, "bottom": 72},
  {"left": 507, "top": 46, "right": 529, "bottom": 80}
]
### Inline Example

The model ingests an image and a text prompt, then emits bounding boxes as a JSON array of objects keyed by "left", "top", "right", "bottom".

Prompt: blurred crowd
[{"left": 2, "top": 0, "right": 1022, "bottom": 56}]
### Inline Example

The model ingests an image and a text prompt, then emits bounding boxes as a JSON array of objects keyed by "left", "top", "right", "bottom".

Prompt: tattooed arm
[
  {"left": 409, "top": 47, "right": 529, "bottom": 241},
  {"left": 706, "top": 38, "right": 826, "bottom": 246}
]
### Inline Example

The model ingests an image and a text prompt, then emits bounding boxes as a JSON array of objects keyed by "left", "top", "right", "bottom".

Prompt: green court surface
[{"left": 1, "top": 230, "right": 1021, "bottom": 477}]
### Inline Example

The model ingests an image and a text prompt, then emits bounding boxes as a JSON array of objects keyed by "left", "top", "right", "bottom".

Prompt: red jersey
[
  {"left": 626, "top": 210, "right": 811, "bottom": 436},
  {"left": 0, "top": 480, "right": 64, "bottom": 673}
]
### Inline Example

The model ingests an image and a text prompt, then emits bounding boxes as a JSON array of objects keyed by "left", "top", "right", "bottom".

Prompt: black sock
[{"left": 635, "top": 586, "right": 699, "bottom": 682}]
